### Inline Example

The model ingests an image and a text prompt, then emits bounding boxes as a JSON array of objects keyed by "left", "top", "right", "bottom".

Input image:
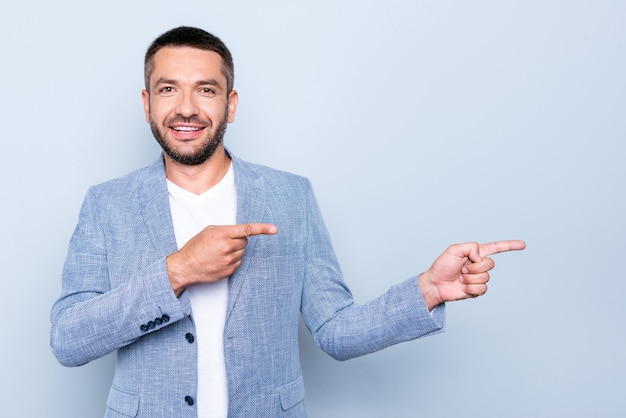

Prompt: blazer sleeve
[
  {"left": 50, "top": 186, "right": 192, "bottom": 367},
  {"left": 299, "top": 179, "right": 446, "bottom": 361}
]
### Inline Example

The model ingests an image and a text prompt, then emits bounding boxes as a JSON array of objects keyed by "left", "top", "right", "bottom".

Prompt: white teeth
[{"left": 173, "top": 126, "right": 200, "bottom": 131}]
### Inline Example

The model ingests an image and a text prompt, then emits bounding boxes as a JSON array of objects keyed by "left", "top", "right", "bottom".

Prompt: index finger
[
  {"left": 229, "top": 223, "right": 279, "bottom": 238},
  {"left": 479, "top": 240, "right": 526, "bottom": 257}
]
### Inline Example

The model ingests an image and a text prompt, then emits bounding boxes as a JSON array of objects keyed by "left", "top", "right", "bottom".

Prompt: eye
[
  {"left": 199, "top": 87, "right": 217, "bottom": 96},
  {"left": 158, "top": 86, "right": 175, "bottom": 95}
]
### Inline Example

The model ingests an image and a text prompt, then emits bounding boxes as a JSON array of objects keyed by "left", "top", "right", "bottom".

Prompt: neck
[{"left": 164, "top": 145, "right": 231, "bottom": 195}]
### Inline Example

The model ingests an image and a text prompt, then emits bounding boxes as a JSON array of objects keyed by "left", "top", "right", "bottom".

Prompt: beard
[{"left": 150, "top": 109, "right": 229, "bottom": 166}]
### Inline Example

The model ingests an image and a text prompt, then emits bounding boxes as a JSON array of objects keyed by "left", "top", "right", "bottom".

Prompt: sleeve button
[
  {"left": 184, "top": 395, "right": 194, "bottom": 406},
  {"left": 185, "top": 333, "right": 195, "bottom": 343}
]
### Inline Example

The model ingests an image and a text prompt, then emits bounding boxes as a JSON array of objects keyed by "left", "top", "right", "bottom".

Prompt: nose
[{"left": 175, "top": 90, "right": 199, "bottom": 118}]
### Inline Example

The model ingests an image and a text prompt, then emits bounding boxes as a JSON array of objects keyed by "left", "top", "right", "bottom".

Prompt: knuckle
[{"left": 217, "top": 243, "right": 232, "bottom": 255}]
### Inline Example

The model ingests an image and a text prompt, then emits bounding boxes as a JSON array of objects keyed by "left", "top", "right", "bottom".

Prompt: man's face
[{"left": 142, "top": 46, "right": 238, "bottom": 166}]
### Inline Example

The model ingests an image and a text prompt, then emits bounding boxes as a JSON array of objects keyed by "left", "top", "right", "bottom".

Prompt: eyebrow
[{"left": 153, "top": 77, "right": 224, "bottom": 89}]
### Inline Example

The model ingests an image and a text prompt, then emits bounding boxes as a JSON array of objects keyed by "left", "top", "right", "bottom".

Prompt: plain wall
[{"left": 1, "top": 1, "right": 625, "bottom": 417}]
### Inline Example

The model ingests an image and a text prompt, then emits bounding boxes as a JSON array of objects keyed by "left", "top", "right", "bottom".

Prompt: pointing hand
[
  {"left": 167, "top": 223, "right": 278, "bottom": 296},
  {"left": 418, "top": 240, "right": 526, "bottom": 310}
]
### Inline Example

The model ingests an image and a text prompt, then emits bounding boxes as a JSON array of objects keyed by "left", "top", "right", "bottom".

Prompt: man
[{"left": 50, "top": 26, "right": 525, "bottom": 417}]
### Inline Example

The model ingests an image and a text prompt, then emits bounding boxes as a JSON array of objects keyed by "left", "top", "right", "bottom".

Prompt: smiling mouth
[{"left": 172, "top": 126, "right": 203, "bottom": 132}]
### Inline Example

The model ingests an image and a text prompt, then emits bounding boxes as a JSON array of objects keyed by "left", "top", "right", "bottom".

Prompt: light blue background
[{"left": 1, "top": 1, "right": 624, "bottom": 417}]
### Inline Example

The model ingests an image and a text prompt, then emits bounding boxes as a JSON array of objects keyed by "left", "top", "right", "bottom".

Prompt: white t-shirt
[{"left": 167, "top": 163, "right": 236, "bottom": 418}]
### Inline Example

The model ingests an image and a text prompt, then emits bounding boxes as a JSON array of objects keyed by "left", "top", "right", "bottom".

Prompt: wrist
[
  {"left": 418, "top": 272, "right": 443, "bottom": 312},
  {"left": 166, "top": 253, "right": 187, "bottom": 297}
]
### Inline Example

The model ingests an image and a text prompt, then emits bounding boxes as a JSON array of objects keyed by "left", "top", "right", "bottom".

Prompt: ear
[
  {"left": 227, "top": 90, "right": 239, "bottom": 123},
  {"left": 141, "top": 89, "right": 150, "bottom": 123}
]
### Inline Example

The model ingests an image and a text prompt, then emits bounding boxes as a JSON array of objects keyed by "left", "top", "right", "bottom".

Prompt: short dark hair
[{"left": 144, "top": 26, "right": 235, "bottom": 92}]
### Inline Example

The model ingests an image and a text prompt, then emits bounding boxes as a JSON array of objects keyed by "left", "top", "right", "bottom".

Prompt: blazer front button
[
  {"left": 185, "top": 333, "right": 195, "bottom": 343},
  {"left": 184, "top": 395, "right": 194, "bottom": 406}
]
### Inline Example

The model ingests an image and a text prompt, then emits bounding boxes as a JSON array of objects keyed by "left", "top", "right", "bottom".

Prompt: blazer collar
[
  {"left": 138, "top": 151, "right": 266, "bottom": 319},
  {"left": 140, "top": 155, "right": 178, "bottom": 260},
  {"left": 228, "top": 152, "right": 266, "bottom": 320}
]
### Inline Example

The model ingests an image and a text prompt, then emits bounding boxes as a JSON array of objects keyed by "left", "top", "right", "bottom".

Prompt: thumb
[{"left": 468, "top": 243, "right": 482, "bottom": 263}]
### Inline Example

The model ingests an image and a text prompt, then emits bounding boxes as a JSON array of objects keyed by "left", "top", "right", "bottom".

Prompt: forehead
[{"left": 149, "top": 46, "right": 226, "bottom": 85}]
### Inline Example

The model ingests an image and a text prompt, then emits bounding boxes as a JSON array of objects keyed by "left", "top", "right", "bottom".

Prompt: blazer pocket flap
[
  {"left": 106, "top": 385, "right": 140, "bottom": 417},
  {"left": 278, "top": 375, "right": 305, "bottom": 411}
]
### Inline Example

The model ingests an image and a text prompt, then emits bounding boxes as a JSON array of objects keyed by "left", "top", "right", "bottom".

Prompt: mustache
[{"left": 165, "top": 115, "right": 211, "bottom": 126}]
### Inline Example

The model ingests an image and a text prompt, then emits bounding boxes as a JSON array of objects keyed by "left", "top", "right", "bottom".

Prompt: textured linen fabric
[{"left": 50, "top": 151, "right": 446, "bottom": 417}]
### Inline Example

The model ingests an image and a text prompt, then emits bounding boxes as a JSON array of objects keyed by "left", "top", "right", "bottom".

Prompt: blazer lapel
[
  {"left": 227, "top": 154, "right": 266, "bottom": 321},
  {"left": 136, "top": 152, "right": 264, "bottom": 321},
  {"left": 139, "top": 156, "right": 179, "bottom": 259}
]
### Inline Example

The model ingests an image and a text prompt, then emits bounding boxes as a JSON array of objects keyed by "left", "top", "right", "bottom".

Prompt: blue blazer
[{"left": 51, "top": 153, "right": 445, "bottom": 417}]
